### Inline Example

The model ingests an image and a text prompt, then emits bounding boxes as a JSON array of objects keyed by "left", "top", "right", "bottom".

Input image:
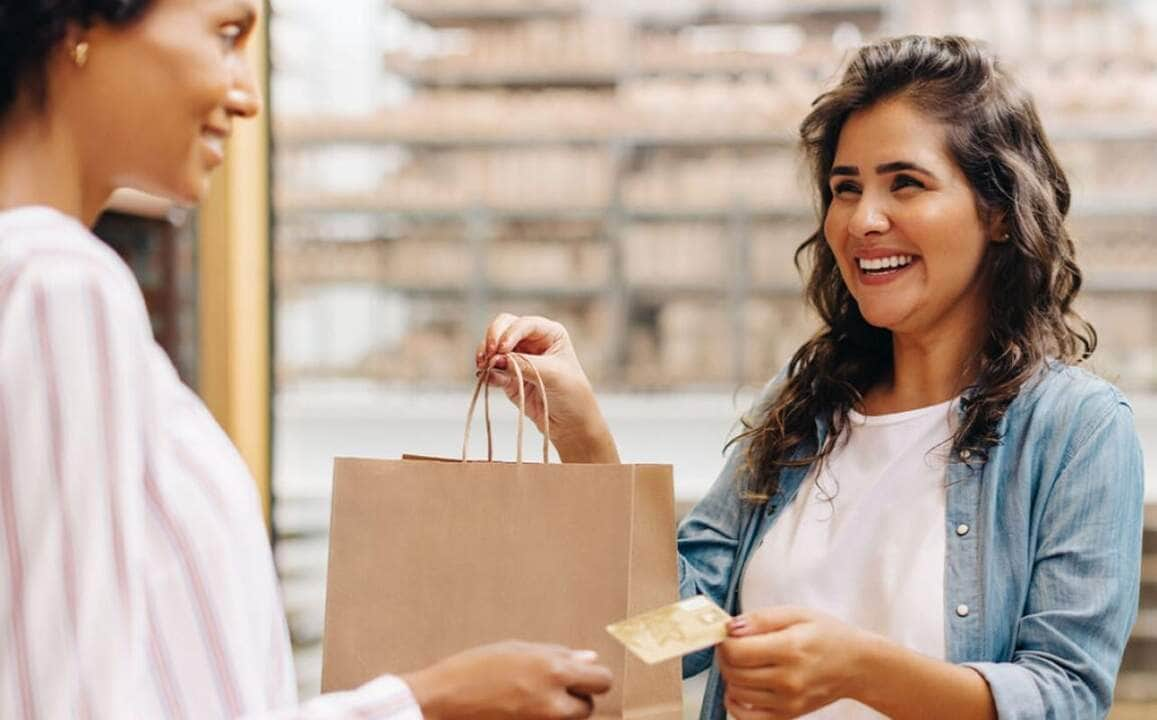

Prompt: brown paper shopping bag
[{"left": 321, "top": 355, "right": 682, "bottom": 719}]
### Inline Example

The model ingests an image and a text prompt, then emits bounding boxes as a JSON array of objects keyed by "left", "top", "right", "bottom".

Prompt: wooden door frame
[{"left": 198, "top": 4, "right": 272, "bottom": 526}]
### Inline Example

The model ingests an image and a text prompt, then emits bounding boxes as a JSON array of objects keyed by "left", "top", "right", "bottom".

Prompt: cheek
[
  {"left": 173, "top": 59, "right": 230, "bottom": 116},
  {"left": 920, "top": 217, "right": 988, "bottom": 269},
  {"left": 145, "top": 31, "right": 231, "bottom": 117},
  {"left": 822, "top": 209, "right": 853, "bottom": 267},
  {"left": 822, "top": 211, "right": 839, "bottom": 251}
]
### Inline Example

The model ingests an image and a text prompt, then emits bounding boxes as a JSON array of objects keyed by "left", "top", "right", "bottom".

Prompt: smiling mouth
[
  {"left": 857, "top": 254, "right": 917, "bottom": 276},
  {"left": 200, "top": 130, "right": 228, "bottom": 166}
]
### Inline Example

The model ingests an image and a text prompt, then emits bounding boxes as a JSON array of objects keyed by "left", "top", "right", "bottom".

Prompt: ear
[
  {"left": 59, "top": 23, "right": 90, "bottom": 69},
  {"left": 61, "top": 22, "right": 88, "bottom": 51}
]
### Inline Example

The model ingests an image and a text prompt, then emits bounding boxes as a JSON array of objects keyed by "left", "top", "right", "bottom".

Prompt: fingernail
[
  {"left": 494, "top": 356, "right": 508, "bottom": 370},
  {"left": 572, "top": 650, "right": 599, "bottom": 662},
  {"left": 727, "top": 618, "right": 748, "bottom": 634}
]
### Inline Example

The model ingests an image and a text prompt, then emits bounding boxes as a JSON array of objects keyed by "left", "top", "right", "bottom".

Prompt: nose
[
  {"left": 848, "top": 194, "right": 890, "bottom": 238},
  {"left": 226, "top": 62, "right": 262, "bottom": 119}
]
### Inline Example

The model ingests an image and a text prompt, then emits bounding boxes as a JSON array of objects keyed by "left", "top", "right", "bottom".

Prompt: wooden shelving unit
[{"left": 272, "top": 0, "right": 1157, "bottom": 391}]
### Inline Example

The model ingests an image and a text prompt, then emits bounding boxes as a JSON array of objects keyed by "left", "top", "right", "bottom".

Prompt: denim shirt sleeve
[
  {"left": 675, "top": 434, "right": 750, "bottom": 678},
  {"left": 675, "top": 373, "right": 784, "bottom": 678},
  {"left": 964, "top": 396, "right": 1145, "bottom": 719}
]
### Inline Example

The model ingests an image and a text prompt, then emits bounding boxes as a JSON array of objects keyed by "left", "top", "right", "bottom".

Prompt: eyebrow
[{"left": 830, "top": 161, "right": 937, "bottom": 178}]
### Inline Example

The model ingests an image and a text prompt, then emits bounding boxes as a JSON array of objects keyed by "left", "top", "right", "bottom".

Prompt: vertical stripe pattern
[
  {"left": 0, "top": 393, "right": 35, "bottom": 720},
  {"left": 0, "top": 207, "right": 422, "bottom": 719}
]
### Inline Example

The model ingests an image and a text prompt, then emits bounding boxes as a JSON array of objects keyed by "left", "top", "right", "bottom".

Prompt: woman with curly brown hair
[
  {"left": 479, "top": 35, "right": 1144, "bottom": 719},
  {"left": 0, "top": 0, "right": 612, "bottom": 717}
]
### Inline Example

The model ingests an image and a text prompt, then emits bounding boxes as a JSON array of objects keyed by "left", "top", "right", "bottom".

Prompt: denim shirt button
[
  {"left": 956, "top": 523, "right": 970, "bottom": 536},
  {"left": 956, "top": 604, "right": 970, "bottom": 618},
  {"left": 959, "top": 449, "right": 972, "bottom": 460}
]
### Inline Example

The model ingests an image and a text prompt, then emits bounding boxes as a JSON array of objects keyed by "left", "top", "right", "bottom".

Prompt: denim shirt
[{"left": 677, "top": 363, "right": 1144, "bottom": 720}]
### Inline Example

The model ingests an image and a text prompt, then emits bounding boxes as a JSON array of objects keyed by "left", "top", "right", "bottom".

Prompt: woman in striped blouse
[{"left": 0, "top": 0, "right": 613, "bottom": 717}]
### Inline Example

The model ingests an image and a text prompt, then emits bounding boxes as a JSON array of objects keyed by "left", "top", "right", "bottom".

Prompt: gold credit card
[{"left": 606, "top": 595, "right": 732, "bottom": 665}]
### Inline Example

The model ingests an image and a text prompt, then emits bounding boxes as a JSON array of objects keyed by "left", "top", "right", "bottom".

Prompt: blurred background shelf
[
  {"left": 270, "top": 0, "right": 1157, "bottom": 705},
  {"left": 390, "top": 0, "right": 584, "bottom": 25}
]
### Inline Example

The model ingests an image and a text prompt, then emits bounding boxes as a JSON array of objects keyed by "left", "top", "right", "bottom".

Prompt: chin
[
  {"left": 857, "top": 305, "right": 908, "bottom": 332},
  {"left": 162, "top": 158, "right": 214, "bottom": 205},
  {"left": 188, "top": 174, "right": 213, "bottom": 204},
  {"left": 175, "top": 167, "right": 212, "bottom": 204}
]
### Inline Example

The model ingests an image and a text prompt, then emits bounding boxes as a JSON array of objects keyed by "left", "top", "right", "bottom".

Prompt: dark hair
[
  {"left": 0, "top": 0, "right": 152, "bottom": 115},
  {"left": 735, "top": 35, "right": 1096, "bottom": 500}
]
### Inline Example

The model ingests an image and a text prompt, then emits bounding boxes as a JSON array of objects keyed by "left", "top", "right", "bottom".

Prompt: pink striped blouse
[{"left": 0, "top": 206, "right": 421, "bottom": 719}]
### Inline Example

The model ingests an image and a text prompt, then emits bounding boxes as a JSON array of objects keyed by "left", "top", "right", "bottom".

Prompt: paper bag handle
[{"left": 462, "top": 353, "right": 551, "bottom": 464}]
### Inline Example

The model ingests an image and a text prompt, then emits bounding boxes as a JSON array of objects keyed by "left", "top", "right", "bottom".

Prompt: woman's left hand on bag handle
[{"left": 475, "top": 313, "right": 619, "bottom": 463}]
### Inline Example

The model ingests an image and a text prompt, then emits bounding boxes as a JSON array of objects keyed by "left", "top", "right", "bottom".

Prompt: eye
[
  {"left": 219, "top": 23, "right": 246, "bottom": 49},
  {"left": 832, "top": 180, "right": 861, "bottom": 196},
  {"left": 891, "top": 174, "right": 925, "bottom": 191}
]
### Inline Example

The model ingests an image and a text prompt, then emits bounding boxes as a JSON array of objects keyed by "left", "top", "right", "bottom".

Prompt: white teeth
[{"left": 858, "top": 255, "right": 913, "bottom": 271}]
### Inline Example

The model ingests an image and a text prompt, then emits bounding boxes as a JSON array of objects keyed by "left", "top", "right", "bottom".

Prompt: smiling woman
[
  {"left": 0, "top": 0, "right": 262, "bottom": 223},
  {"left": 0, "top": 1, "right": 612, "bottom": 718},
  {"left": 473, "top": 34, "right": 1144, "bottom": 720}
]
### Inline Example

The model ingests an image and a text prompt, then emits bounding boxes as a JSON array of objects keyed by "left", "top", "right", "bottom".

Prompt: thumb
[{"left": 727, "top": 606, "right": 813, "bottom": 637}]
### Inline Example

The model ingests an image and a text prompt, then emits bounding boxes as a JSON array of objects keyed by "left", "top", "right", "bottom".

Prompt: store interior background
[{"left": 95, "top": 0, "right": 1157, "bottom": 716}]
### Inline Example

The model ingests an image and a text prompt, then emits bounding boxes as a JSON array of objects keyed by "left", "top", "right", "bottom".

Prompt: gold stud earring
[{"left": 70, "top": 42, "right": 90, "bottom": 68}]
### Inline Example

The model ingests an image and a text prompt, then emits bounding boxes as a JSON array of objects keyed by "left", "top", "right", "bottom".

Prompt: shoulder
[
  {"left": 0, "top": 208, "right": 148, "bottom": 331},
  {"left": 1006, "top": 362, "right": 1136, "bottom": 461},
  {"left": 1012, "top": 362, "right": 1131, "bottom": 424}
]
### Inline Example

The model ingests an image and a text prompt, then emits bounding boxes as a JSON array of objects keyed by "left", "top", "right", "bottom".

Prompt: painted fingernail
[{"left": 728, "top": 618, "right": 748, "bottom": 633}]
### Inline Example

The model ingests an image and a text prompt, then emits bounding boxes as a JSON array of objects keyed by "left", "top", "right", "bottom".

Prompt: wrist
[
  {"left": 401, "top": 667, "right": 449, "bottom": 720},
  {"left": 843, "top": 627, "right": 886, "bottom": 707},
  {"left": 839, "top": 630, "right": 996, "bottom": 720},
  {"left": 552, "top": 379, "right": 620, "bottom": 463},
  {"left": 555, "top": 411, "right": 619, "bottom": 463}
]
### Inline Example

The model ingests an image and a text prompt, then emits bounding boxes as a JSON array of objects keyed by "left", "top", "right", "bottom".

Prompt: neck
[
  {"left": 0, "top": 105, "right": 108, "bottom": 227},
  {"left": 868, "top": 316, "right": 986, "bottom": 414}
]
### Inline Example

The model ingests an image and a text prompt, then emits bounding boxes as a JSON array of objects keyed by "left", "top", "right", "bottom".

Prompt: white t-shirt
[{"left": 738, "top": 398, "right": 957, "bottom": 719}]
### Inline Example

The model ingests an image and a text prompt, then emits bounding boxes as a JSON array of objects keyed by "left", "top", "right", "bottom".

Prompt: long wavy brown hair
[{"left": 735, "top": 35, "right": 1096, "bottom": 501}]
